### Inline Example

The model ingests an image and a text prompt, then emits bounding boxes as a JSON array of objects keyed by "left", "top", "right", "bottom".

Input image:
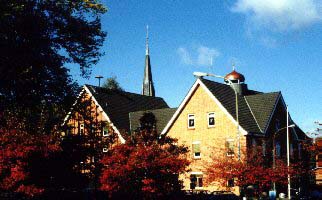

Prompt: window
[
  {"left": 192, "top": 141, "right": 201, "bottom": 158},
  {"left": 298, "top": 143, "right": 302, "bottom": 159},
  {"left": 102, "top": 126, "right": 109, "bottom": 137},
  {"left": 80, "top": 123, "right": 84, "bottom": 135},
  {"left": 190, "top": 173, "right": 203, "bottom": 189},
  {"left": 262, "top": 141, "right": 266, "bottom": 156},
  {"left": 290, "top": 144, "right": 294, "bottom": 159},
  {"left": 276, "top": 141, "right": 281, "bottom": 158},
  {"left": 208, "top": 112, "right": 215, "bottom": 127},
  {"left": 252, "top": 138, "right": 257, "bottom": 153},
  {"left": 227, "top": 178, "right": 234, "bottom": 187},
  {"left": 103, "top": 147, "right": 108, "bottom": 153},
  {"left": 275, "top": 119, "right": 281, "bottom": 131},
  {"left": 226, "top": 139, "right": 234, "bottom": 156},
  {"left": 188, "top": 114, "right": 195, "bottom": 128}
]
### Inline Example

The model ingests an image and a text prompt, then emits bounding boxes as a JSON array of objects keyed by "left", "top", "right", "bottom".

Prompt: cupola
[
  {"left": 224, "top": 70, "right": 245, "bottom": 84},
  {"left": 224, "top": 68, "right": 248, "bottom": 95}
]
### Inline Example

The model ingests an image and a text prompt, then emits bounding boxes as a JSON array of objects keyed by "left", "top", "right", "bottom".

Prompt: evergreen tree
[{"left": 102, "top": 76, "right": 123, "bottom": 91}]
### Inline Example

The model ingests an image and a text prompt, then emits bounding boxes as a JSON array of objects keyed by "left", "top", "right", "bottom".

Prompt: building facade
[{"left": 161, "top": 70, "right": 309, "bottom": 195}]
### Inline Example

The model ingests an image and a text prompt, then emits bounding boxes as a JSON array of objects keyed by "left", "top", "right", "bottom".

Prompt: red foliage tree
[
  {"left": 99, "top": 130, "right": 190, "bottom": 199},
  {"left": 0, "top": 118, "right": 60, "bottom": 197},
  {"left": 206, "top": 147, "right": 311, "bottom": 197}
]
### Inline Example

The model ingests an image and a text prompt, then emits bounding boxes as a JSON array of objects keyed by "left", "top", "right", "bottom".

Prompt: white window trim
[
  {"left": 191, "top": 172, "right": 203, "bottom": 189},
  {"left": 103, "top": 147, "right": 108, "bottom": 153},
  {"left": 188, "top": 114, "right": 195, "bottom": 129},
  {"left": 226, "top": 139, "right": 235, "bottom": 157},
  {"left": 102, "top": 127, "right": 109, "bottom": 137},
  {"left": 192, "top": 141, "right": 201, "bottom": 159},
  {"left": 207, "top": 112, "right": 215, "bottom": 128},
  {"left": 80, "top": 123, "right": 84, "bottom": 134}
]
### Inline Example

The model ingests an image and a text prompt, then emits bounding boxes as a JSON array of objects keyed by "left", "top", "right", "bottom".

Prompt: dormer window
[
  {"left": 188, "top": 114, "right": 195, "bottom": 129},
  {"left": 208, "top": 112, "right": 215, "bottom": 127}
]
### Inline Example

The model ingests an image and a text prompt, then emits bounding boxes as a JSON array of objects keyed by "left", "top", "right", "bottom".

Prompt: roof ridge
[
  {"left": 247, "top": 91, "right": 281, "bottom": 96},
  {"left": 199, "top": 77, "right": 227, "bottom": 86},
  {"left": 85, "top": 84, "right": 164, "bottom": 99},
  {"left": 244, "top": 96, "right": 263, "bottom": 133},
  {"left": 130, "top": 107, "right": 177, "bottom": 113}
]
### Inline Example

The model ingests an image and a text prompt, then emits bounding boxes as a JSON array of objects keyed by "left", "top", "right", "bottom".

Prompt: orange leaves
[
  {"left": 99, "top": 130, "right": 189, "bottom": 198},
  {"left": 206, "top": 146, "right": 310, "bottom": 194},
  {"left": 0, "top": 128, "right": 60, "bottom": 196}
]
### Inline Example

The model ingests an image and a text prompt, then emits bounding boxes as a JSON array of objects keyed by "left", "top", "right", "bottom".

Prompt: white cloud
[
  {"left": 232, "top": 0, "right": 322, "bottom": 31},
  {"left": 259, "top": 36, "right": 278, "bottom": 48},
  {"left": 177, "top": 47, "right": 193, "bottom": 65},
  {"left": 177, "top": 45, "right": 220, "bottom": 66},
  {"left": 197, "top": 46, "right": 220, "bottom": 66}
]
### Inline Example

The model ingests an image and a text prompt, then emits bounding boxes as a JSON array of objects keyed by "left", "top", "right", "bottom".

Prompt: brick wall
[{"left": 166, "top": 84, "right": 246, "bottom": 194}]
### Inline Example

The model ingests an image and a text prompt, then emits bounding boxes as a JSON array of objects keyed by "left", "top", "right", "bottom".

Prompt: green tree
[
  {"left": 102, "top": 76, "right": 123, "bottom": 91},
  {"left": 0, "top": 0, "right": 107, "bottom": 134}
]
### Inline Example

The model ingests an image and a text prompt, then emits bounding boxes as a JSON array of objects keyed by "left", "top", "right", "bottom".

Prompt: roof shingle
[
  {"left": 129, "top": 108, "right": 177, "bottom": 134},
  {"left": 200, "top": 78, "right": 280, "bottom": 134},
  {"left": 85, "top": 85, "right": 169, "bottom": 133}
]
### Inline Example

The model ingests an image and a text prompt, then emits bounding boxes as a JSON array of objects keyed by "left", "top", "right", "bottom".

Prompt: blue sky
[{"left": 72, "top": 0, "right": 322, "bottom": 134}]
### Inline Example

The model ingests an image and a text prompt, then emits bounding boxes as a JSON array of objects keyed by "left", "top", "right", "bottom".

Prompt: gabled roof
[
  {"left": 129, "top": 108, "right": 177, "bottom": 134},
  {"left": 85, "top": 85, "right": 169, "bottom": 133},
  {"left": 200, "top": 79, "right": 261, "bottom": 134},
  {"left": 244, "top": 92, "right": 281, "bottom": 132},
  {"left": 162, "top": 78, "right": 283, "bottom": 135}
]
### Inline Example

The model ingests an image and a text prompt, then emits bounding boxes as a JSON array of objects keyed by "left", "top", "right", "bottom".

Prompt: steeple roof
[{"left": 142, "top": 25, "right": 155, "bottom": 97}]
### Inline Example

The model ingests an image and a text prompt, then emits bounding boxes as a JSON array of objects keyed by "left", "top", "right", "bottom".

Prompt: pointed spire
[
  {"left": 145, "top": 25, "right": 149, "bottom": 55},
  {"left": 142, "top": 25, "right": 155, "bottom": 97}
]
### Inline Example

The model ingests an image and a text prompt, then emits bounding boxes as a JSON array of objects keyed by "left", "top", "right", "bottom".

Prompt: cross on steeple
[{"left": 142, "top": 25, "right": 155, "bottom": 97}]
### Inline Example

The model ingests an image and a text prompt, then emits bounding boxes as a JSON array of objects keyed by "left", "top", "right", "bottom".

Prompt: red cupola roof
[{"left": 224, "top": 70, "right": 245, "bottom": 83}]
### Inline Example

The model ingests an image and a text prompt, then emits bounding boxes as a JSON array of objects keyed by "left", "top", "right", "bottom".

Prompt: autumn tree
[
  {"left": 206, "top": 145, "right": 312, "bottom": 198},
  {"left": 0, "top": 0, "right": 107, "bottom": 196},
  {"left": 0, "top": 118, "right": 60, "bottom": 197},
  {"left": 62, "top": 90, "right": 119, "bottom": 191},
  {"left": 99, "top": 130, "right": 190, "bottom": 199}
]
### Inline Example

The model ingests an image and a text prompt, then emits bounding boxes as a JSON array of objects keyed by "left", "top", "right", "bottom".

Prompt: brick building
[
  {"left": 314, "top": 137, "right": 322, "bottom": 185},
  {"left": 161, "top": 70, "right": 309, "bottom": 195}
]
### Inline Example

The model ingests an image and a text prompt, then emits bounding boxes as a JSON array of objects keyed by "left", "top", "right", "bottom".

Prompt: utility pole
[
  {"left": 287, "top": 105, "right": 291, "bottom": 200},
  {"left": 95, "top": 75, "right": 103, "bottom": 87}
]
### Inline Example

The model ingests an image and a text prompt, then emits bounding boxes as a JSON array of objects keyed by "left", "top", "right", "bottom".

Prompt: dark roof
[
  {"left": 245, "top": 92, "right": 280, "bottom": 132},
  {"left": 129, "top": 108, "right": 177, "bottom": 134},
  {"left": 200, "top": 78, "right": 281, "bottom": 134},
  {"left": 85, "top": 85, "right": 169, "bottom": 134},
  {"left": 292, "top": 125, "right": 309, "bottom": 140}
]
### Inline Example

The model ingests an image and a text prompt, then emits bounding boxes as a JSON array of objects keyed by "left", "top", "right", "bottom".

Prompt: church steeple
[{"left": 142, "top": 25, "right": 155, "bottom": 97}]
